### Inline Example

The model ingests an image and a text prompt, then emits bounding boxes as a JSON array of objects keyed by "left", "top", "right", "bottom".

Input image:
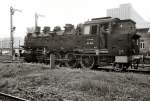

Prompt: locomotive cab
[
  {"left": 82, "top": 17, "right": 113, "bottom": 52},
  {"left": 83, "top": 17, "right": 140, "bottom": 71}
]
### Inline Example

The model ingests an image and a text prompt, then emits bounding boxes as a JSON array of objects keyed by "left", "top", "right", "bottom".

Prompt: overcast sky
[{"left": 1, "top": 0, "right": 150, "bottom": 38}]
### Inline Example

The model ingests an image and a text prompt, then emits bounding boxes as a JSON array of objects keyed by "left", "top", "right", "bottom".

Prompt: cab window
[
  {"left": 91, "top": 25, "right": 97, "bottom": 35},
  {"left": 83, "top": 25, "right": 90, "bottom": 35}
]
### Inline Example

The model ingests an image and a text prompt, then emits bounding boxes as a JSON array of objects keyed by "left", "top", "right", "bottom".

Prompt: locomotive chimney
[{"left": 35, "top": 26, "right": 41, "bottom": 35}]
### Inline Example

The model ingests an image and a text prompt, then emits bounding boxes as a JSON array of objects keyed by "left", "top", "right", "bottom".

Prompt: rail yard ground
[{"left": 0, "top": 63, "right": 150, "bottom": 101}]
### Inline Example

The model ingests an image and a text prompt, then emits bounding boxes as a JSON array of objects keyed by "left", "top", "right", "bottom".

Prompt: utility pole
[
  {"left": 0, "top": 40, "right": 3, "bottom": 55},
  {"left": 18, "top": 40, "right": 20, "bottom": 55},
  {"left": 10, "top": 7, "right": 21, "bottom": 60},
  {"left": 10, "top": 7, "right": 14, "bottom": 57},
  {"left": 35, "top": 13, "right": 38, "bottom": 27},
  {"left": 35, "top": 12, "right": 45, "bottom": 28}
]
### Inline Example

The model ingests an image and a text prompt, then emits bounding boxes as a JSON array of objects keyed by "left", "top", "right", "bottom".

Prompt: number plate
[{"left": 115, "top": 56, "right": 128, "bottom": 63}]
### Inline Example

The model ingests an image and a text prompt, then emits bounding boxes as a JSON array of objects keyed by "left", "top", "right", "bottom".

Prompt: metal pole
[
  {"left": 1, "top": 40, "right": 2, "bottom": 55},
  {"left": 19, "top": 40, "right": 20, "bottom": 49},
  {"left": 35, "top": 13, "right": 38, "bottom": 27},
  {"left": 35, "top": 13, "right": 45, "bottom": 28},
  {"left": 10, "top": 7, "right": 14, "bottom": 59}
]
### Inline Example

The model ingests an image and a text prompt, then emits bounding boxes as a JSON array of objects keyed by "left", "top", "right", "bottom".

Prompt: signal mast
[{"left": 10, "top": 7, "right": 21, "bottom": 59}]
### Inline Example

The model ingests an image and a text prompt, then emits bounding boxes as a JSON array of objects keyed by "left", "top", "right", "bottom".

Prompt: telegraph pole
[
  {"left": 35, "top": 13, "right": 38, "bottom": 27},
  {"left": 10, "top": 7, "right": 21, "bottom": 60},
  {"left": 10, "top": 7, "right": 14, "bottom": 57},
  {"left": 35, "top": 13, "right": 45, "bottom": 28}
]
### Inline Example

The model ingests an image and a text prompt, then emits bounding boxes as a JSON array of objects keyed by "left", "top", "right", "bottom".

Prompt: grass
[{"left": 0, "top": 63, "right": 150, "bottom": 101}]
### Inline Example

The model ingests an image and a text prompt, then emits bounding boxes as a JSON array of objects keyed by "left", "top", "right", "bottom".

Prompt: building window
[{"left": 140, "top": 40, "right": 144, "bottom": 49}]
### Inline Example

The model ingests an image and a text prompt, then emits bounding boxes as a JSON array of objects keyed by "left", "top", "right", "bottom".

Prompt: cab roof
[{"left": 84, "top": 17, "right": 136, "bottom": 25}]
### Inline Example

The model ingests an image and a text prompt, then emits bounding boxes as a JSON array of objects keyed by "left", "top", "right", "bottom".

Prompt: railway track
[
  {"left": 94, "top": 66, "right": 150, "bottom": 75},
  {"left": 0, "top": 92, "right": 29, "bottom": 101}
]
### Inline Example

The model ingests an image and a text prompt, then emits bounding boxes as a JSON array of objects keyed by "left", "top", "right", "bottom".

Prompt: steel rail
[{"left": 0, "top": 92, "right": 29, "bottom": 101}]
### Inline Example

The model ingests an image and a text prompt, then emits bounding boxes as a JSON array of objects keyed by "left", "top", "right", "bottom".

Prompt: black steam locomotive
[{"left": 23, "top": 17, "right": 140, "bottom": 71}]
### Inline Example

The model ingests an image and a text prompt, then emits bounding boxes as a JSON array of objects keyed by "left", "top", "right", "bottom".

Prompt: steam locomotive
[{"left": 23, "top": 17, "right": 140, "bottom": 71}]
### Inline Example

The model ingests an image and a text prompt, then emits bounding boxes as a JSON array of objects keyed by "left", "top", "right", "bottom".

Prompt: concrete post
[{"left": 50, "top": 54, "right": 55, "bottom": 69}]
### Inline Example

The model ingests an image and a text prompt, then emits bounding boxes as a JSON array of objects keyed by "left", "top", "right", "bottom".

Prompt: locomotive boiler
[{"left": 23, "top": 17, "right": 140, "bottom": 71}]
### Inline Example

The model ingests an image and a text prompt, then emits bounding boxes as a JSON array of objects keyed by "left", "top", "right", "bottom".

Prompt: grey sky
[{"left": 1, "top": 0, "right": 150, "bottom": 38}]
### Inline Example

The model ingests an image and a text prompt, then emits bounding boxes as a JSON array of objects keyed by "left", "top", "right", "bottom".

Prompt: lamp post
[{"left": 10, "top": 7, "right": 21, "bottom": 60}]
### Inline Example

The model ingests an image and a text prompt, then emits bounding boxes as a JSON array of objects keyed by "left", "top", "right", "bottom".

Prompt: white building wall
[
  {"left": 107, "top": 3, "right": 150, "bottom": 29},
  {"left": 107, "top": 4, "right": 131, "bottom": 20}
]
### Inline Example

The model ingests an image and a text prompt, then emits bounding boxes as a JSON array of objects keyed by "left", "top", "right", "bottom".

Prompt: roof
[
  {"left": 84, "top": 17, "right": 119, "bottom": 25},
  {"left": 140, "top": 33, "right": 150, "bottom": 38},
  {"left": 84, "top": 17, "right": 135, "bottom": 25},
  {"left": 136, "top": 28, "right": 149, "bottom": 33},
  {"left": 91, "top": 17, "right": 112, "bottom": 20},
  {"left": 119, "top": 19, "right": 136, "bottom": 24}
]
